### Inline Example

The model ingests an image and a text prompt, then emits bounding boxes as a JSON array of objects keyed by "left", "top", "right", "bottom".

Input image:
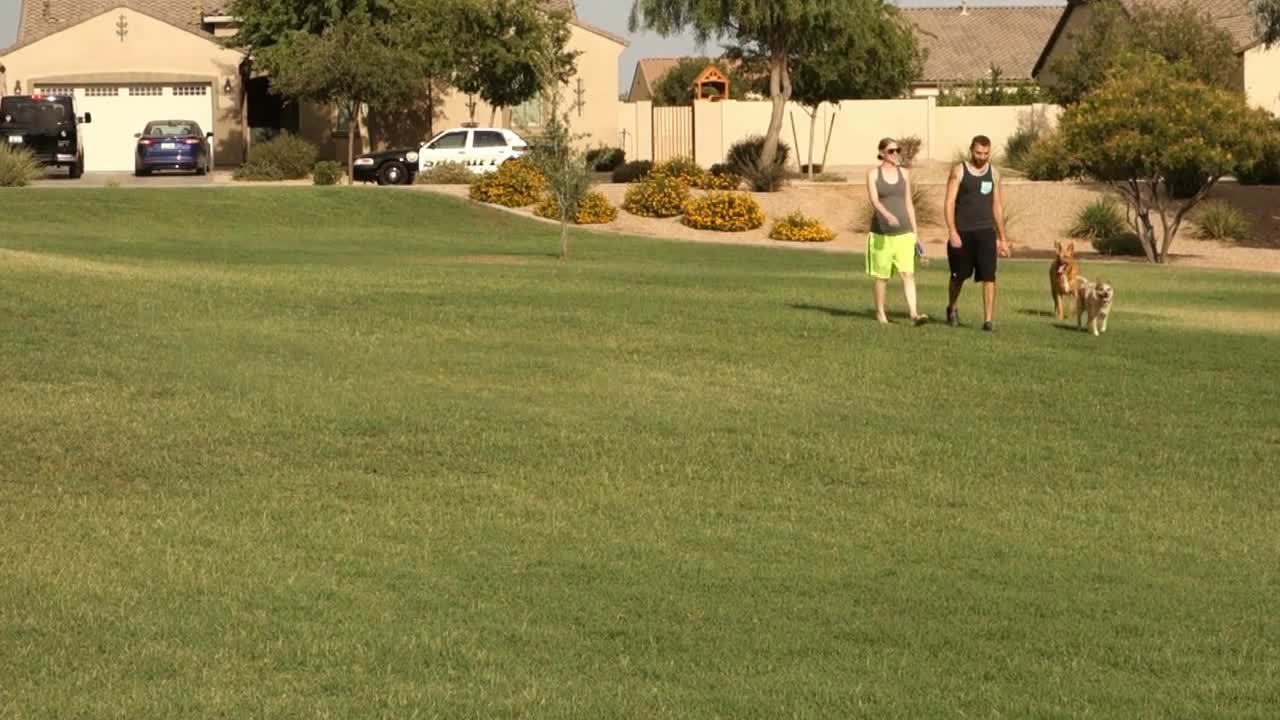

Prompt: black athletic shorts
[{"left": 947, "top": 228, "right": 998, "bottom": 282}]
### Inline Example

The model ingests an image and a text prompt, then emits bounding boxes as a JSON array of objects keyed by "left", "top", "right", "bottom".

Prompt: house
[
  {"left": 1033, "top": 0, "right": 1280, "bottom": 116},
  {"left": 0, "top": 0, "right": 626, "bottom": 172},
  {"left": 626, "top": 58, "right": 681, "bottom": 102},
  {"left": 903, "top": 4, "right": 1066, "bottom": 96}
]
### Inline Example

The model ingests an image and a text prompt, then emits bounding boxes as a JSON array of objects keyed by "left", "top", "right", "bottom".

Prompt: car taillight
[
  {"left": 138, "top": 139, "right": 152, "bottom": 145},
  {"left": 183, "top": 138, "right": 201, "bottom": 145}
]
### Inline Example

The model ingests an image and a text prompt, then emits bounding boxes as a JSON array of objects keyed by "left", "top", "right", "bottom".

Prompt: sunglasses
[{"left": 884, "top": 148, "right": 900, "bottom": 155}]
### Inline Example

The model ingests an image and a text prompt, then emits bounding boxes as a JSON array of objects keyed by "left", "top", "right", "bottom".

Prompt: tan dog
[
  {"left": 1074, "top": 277, "right": 1114, "bottom": 336},
  {"left": 1050, "top": 241, "right": 1081, "bottom": 320}
]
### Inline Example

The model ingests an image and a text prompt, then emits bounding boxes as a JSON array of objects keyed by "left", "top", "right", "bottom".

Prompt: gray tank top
[{"left": 871, "top": 167, "right": 913, "bottom": 235}]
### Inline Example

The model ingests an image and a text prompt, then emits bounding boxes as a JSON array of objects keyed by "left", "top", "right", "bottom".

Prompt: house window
[
  {"left": 129, "top": 86, "right": 162, "bottom": 96},
  {"left": 512, "top": 96, "right": 543, "bottom": 127},
  {"left": 84, "top": 86, "right": 119, "bottom": 97},
  {"left": 173, "top": 85, "right": 208, "bottom": 96},
  {"left": 36, "top": 86, "right": 74, "bottom": 96}
]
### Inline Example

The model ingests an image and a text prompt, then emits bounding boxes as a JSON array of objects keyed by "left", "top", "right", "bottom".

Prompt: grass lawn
[{"left": 2, "top": 188, "right": 1278, "bottom": 718}]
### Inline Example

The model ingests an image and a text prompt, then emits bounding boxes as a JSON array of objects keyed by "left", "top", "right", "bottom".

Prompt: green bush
[
  {"left": 0, "top": 143, "right": 44, "bottom": 187},
  {"left": 1093, "top": 231, "right": 1146, "bottom": 256},
  {"left": 1022, "top": 132, "right": 1072, "bottom": 181},
  {"left": 1070, "top": 197, "right": 1129, "bottom": 242},
  {"left": 1164, "top": 166, "right": 1206, "bottom": 199},
  {"left": 1193, "top": 200, "right": 1250, "bottom": 241},
  {"left": 586, "top": 147, "right": 626, "bottom": 172},
  {"left": 1003, "top": 127, "right": 1040, "bottom": 171},
  {"left": 416, "top": 162, "right": 475, "bottom": 184},
  {"left": 311, "top": 161, "right": 342, "bottom": 186},
  {"left": 233, "top": 132, "right": 317, "bottom": 181},
  {"left": 622, "top": 174, "right": 690, "bottom": 218},
  {"left": 611, "top": 160, "right": 653, "bottom": 183},
  {"left": 727, "top": 135, "right": 791, "bottom": 192}
]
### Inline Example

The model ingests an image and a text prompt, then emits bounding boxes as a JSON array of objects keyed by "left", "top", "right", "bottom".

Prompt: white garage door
[{"left": 35, "top": 83, "right": 214, "bottom": 172}]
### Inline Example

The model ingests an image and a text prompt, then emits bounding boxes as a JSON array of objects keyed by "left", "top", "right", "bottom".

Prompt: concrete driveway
[{"left": 32, "top": 171, "right": 219, "bottom": 187}]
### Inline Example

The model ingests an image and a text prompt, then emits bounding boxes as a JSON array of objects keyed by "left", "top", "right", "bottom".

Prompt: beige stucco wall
[
  {"left": 933, "top": 104, "right": 1061, "bottom": 160},
  {"left": 1244, "top": 45, "right": 1280, "bottom": 117},
  {"left": 617, "top": 100, "right": 652, "bottom": 162},
  {"left": 0, "top": 8, "right": 246, "bottom": 164}
]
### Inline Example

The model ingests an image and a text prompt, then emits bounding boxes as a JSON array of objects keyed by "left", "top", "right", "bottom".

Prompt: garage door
[{"left": 34, "top": 83, "right": 214, "bottom": 173}]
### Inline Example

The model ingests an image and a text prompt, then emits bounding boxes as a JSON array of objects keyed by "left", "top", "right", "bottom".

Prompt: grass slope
[{"left": 1, "top": 188, "right": 1278, "bottom": 718}]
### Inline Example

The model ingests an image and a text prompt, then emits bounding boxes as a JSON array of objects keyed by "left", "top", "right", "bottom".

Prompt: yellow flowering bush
[
  {"left": 690, "top": 171, "right": 742, "bottom": 190},
  {"left": 650, "top": 156, "right": 705, "bottom": 185},
  {"left": 468, "top": 158, "right": 546, "bottom": 207},
  {"left": 623, "top": 175, "right": 691, "bottom": 218},
  {"left": 681, "top": 192, "right": 765, "bottom": 232},
  {"left": 769, "top": 212, "right": 836, "bottom": 242},
  {"left": 533, "top": 191, "right": 618, "bottom": 225}
]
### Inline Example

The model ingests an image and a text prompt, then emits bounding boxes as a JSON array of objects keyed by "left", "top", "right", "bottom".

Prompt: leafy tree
[
  {"left": 1256, "top": 0, "right": 1280, "bottom": 46},
  {"left": 935, "top": 65, "right": 1045, "bottom": 107},
  {"left": 452, "top": 0, "right": 578, "bottom": 126},
  {"left": 652, "top": 58, "right": 750, "bottom": 106},
  {"left": 629, "top": 0, "right": 861, "bottom": 168},
  {"left": 1042, "top": 0, "right": 1238, "bottom": 106},
  {"left": 1057, "top": 53, "right": 1269, "bottom": 263},
  {"left": 782, "top": 2, "right": 921, "bottom": 177},
  {"left": 526, "top": 66, "right": 592, "bottom": 260}
]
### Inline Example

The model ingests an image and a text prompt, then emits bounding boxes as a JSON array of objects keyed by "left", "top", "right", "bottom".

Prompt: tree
[
  {"left": 1042, "top": 0, "right": 1237, "bottom": 106},
  {"left": 629, "top": 0, "right": 860, "bottom": 168},
  {"left": 526, "top": 62, "right": 592, "bottom": 260},
  {"left": 652, "top": 58, "right": 751, "bottom": 106},
  {"left": 1058, "top": 53, "right": 1269, "bottom": 263},
  {"left": 781, "top": 2, "right": 921, "bottom": 177},
  {"left": 452, "top": 0, "right": 578, "bottom": 126},
  {"left": 1256, "top": 0, "right": 1280, "bottom": 46}
]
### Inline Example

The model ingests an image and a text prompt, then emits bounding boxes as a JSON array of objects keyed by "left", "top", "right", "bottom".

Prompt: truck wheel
[{"left": 69, "top": 158, "right": 83, "bottom": 179}]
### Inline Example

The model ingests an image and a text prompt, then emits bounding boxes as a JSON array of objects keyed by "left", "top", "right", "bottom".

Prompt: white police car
[{"left": 351, "top": 127, "right": 529, "bottom": 185}]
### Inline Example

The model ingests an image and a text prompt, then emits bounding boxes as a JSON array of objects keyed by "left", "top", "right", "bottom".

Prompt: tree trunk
[
  {"left": 761, "top": 45, "right": 791, "bottom": 168},
  {"left": 559, "top": 215, "right": 569, "bottom": 260},
  {"left": 820, "top": 111, "right": 838, "bottom": 169},
  {"left": 426, "top": 79, "right": 435, "bottom": 138},
  {"left": 806, "top": 109, "right": 817, "bottom": 179},
  {"left": 490, "top": 105, "right": 498, "bottom": 127},
  {"left": 347, "top": 106, "right": 358, "bottom": 187}
]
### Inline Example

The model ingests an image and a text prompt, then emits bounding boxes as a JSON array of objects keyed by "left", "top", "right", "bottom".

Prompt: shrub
[
  {"left": 611, "top": 160, "right": 653, "bottom": 183},
  {"left": 468, "top": 158, "right": 546, "bottom": 207},
  {"left": 622, "top": 174, "right": 690, "bottom": 218},
  {"left": 0, "top": 143, "right": 44, "bottom": 187},
  {"left": 586, "top": 147, "right": 626, "bottom": 172},
  {"left": 416, "top": 162, "right": 475, "bottom": 184},
  {"left": 1023, "top": 132, "right": 1073, "bottom": 181},
  {"left": 1003, "top": 127, "right": 1040, "bottom": 171},
  {"left": 681, "top": 192, "right": 765, "bottom": 232},
  {"left": 897, "top": 136, "right": 922, "bottom": 168},
  {"left": 1235, "top": 149, "right": 1280, "bottom": 184},
  {"left": 1193, "top": 200, "right": 1250, "bottom": 241},
  {"left": 651, "top": 156, "right": 705, "bottom": 184},
  {"left": 691, "top": 171, "right": 741, "bottom": 190},
  {"left": 709, "top": 163, "right": 734, "bottom": 176},
  {"left": 769, "top": 212, "right": 835, "bottom": 242},
  {"left": 234, "top": 132, "right": 317, "bottom": 181},
  {"left": 311, "top": 160, "right": 342, "bottom": 186},
  {"left": 727, "top": 135, "right": 791, "bottom": 192},
  {"left": 1070, "top": 197, "right": 1130, "bottom": 244},
  {"left": 534, "top": 190, "right": 618, "bottom": 225},
  {"left": 1094, "top": 231, "right": 1146, "bottom": 256}
]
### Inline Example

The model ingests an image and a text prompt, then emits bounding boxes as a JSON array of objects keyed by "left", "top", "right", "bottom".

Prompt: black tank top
[{"left": 955, "top": 163, "right": 995, "bottom": 231}]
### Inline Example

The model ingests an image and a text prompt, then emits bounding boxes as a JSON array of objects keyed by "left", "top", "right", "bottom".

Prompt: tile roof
[
  {"left": 904, "top": 5, "right": 1066, "bottom": 83},
  {"left": 1116, "top": 0, "right": 1257, "bottom": 51},
  {"left": 5, "top": 0, "right": 215, "bottom": 52},
  {"left": 632, "top": 57, "right": 681, "bottom": 97}
]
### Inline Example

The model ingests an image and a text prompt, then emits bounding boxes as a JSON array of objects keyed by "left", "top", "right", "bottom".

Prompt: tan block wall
[
  {"left": 0, "top": 10, "right": 246, "bottom": 164},
  {"left": 1244, "top": 45, "right": 1280, "bottom": 117}
]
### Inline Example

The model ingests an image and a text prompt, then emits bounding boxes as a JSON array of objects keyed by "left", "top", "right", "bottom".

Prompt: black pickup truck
[{"left": 1, "top": 93, "right": 92, "bottom": 178}]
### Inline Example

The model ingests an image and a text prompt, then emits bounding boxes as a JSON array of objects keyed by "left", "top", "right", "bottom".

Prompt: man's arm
[
  {"left": 992, "top": 166, "right": 1010, "bottom": 255},
  {"left": 944, "top": 163, "right": 962, "bottom": 246}
]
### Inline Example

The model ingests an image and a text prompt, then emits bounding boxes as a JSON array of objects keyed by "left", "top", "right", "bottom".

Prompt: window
[
  {"left": 84, "top": 86, "right": 119, "bottom": 97},
  {"left": 428, "top": 131, "right": 468, "bottom": 150},
  {"left": 173, "top": 85, "right": 208, "bottom": 96},
  {"left": 129, "top": 86, "right": 162, "bottom": 96},
  {"left": 144, "top": 121, "right": 202, "bottom": 137},
  {"left": 511, "top": 96, "right": 543, "bottom": 127},
  {"left": 472, "top": 131, "right": 507, "bottom": 148},
  {"left": 36, "top": 86, "right": 73, "bottom": 96}
]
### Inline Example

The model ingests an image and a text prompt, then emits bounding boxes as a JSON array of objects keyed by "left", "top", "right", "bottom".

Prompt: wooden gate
[{"left": 652, "top": 106, "right": 694, "bottom": 162}]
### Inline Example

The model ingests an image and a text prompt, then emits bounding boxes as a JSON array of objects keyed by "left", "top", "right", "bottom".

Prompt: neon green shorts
[{"left": 865, "top": 232, "right": 917, "bottom": 279}]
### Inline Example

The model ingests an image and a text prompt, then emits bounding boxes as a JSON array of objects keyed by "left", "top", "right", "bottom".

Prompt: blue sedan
[{"left": 134, "top": 120, "right": 213, "bottom": 176}]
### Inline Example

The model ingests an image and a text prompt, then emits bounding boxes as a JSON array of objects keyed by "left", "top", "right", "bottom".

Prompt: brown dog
[{"left": 1050, "top": 241, "right": 1081, "bottom": 320}]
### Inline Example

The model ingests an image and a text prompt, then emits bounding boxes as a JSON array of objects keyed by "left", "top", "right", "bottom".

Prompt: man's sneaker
[
  {"left": 982, "top": 321, "right": 994, "bottom": 332},
  {"left": 946, "top": 307, "right": 960, "bottom": 327}
]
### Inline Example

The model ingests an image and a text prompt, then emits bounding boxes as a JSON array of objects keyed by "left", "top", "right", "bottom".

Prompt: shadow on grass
[
  {"left": 1018, "top": 308, "right": 1056, "bottom": 318},
  {"left": 789, "top": 303, "right": 935, "bottom": 325}
]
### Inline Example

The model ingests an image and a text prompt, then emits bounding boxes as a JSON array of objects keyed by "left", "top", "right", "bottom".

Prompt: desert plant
[
  {"left": 311, "top": 160, "right": 342, "bottom": 186},
  {"left": 233, "top": 132, "right": 317, "bottom": 181},
  {"left": 622, "top": 174, "right": 690, "bottom": 218},
  {"left": 611, "top": 160, "right": 653, "bottom": 183},
  {"left": 1070, "top": 197, "right": 1130, "bottom": 243},
  {"left": 1003, "top": 126, "right": 1040, "bottom": 171},
  {"left": 534, "top": 190, "right": 618, "bottom": 225},
  {"left": 1193, "top": 200, "right": 1250, "bottom": 241},
  {"left": 1022, "top": 132, "right": 1073, "bottom": 181},
  {"left": 651, "top": 156, "right": 706, "bottom": 184},
  {"left": 586, "top": 147, "right": 626, "bottom": 172},
  {"left": 897, "top": 136, "right": 922, "bottom": 168},
  {"left": 681, "top": 192, "right": 765, "bottom": 232},
  {"left": 769, "top": 211, "right": 835, "bottom": 242},
  {"left": 468, "top": 157, "right": 546, "bottom": 207},
  {"left": 911, "top": 184, "right": 940, "bottom": 227},
  {"left": 415, "top": 162, "right": 475, "bottom": 184},
  {"left": 727, "top": 135, "right": 791, "bottom": 192},
  {"left": 0, "top": 143, "right": 44, "bottom": 187}
]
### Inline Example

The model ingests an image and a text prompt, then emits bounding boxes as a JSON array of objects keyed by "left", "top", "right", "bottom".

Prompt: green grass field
[{"left": 2, "top": 188, "right": 1278, "bottom": 718}]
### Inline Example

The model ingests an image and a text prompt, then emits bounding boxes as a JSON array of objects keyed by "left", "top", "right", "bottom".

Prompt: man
[{"left": 943, "top": 135, "right": 1011, "bottom": 332}]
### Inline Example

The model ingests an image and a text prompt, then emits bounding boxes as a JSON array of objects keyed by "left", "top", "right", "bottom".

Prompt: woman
[{"left": 865, "top": 137, "right": 928, "bottom": 325}]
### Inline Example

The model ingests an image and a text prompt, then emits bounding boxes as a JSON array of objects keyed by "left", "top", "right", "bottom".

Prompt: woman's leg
[
  {"left": 874, "top": 279, "right": 888, "bottom": 323},
  {"left": 900, "top": 272, "right": 920, "bottom": 319}
]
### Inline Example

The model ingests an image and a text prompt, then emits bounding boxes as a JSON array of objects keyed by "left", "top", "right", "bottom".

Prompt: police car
[{"left": 351, "top": 127, "right": 529, "bottom": 185}]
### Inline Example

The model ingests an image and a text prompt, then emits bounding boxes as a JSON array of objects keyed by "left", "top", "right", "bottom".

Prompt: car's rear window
[
  {"left": 143, "top": 122, "right": 201, "bottom": 137},
  {"left": 0, "top": 98, "right": 71, "bottom": 129}
]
